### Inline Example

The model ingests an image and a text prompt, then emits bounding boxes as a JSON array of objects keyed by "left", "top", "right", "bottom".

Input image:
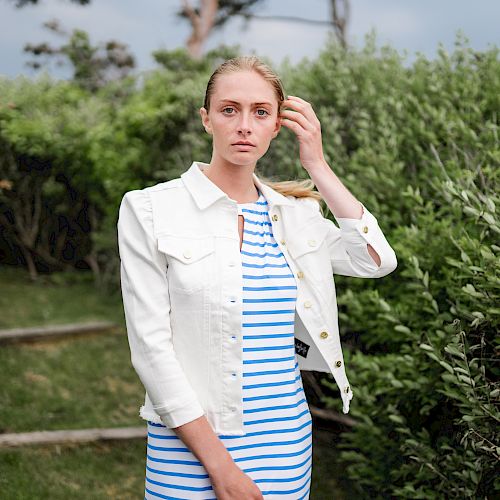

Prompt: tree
[
  {"left": 177, "top": 0, "right": 351, "bottom": 58},
  {"left": 243, "top": 0, "right": 350, "bottom": 49},
  {"left": 24, "top": 20, "right": 135, "bottom": 92},
  {"left": 329, "top": 0, "right": 349, "bottom": 49},
  {"left": 177, "top": 0, "right": 262, "bottom": 59}
]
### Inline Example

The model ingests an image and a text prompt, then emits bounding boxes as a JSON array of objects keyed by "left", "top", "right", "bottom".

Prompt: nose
[{"left": 237, "top": 111, "right": 252, "bottom": 135}]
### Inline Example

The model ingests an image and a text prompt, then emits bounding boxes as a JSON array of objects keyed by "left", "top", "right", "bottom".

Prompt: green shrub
[{"left": 286, "top": 32, "right": 499, "bottom": 498}]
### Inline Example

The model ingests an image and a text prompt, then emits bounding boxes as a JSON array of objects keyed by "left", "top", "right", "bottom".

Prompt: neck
[{"left": 201, "top": 156, "right": 259, "bottom": 203}]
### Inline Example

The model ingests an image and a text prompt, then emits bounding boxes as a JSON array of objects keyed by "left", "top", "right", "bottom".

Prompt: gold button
[
  {"left": 344, "top": 385, "right": 350, "bottom": 393},
  {"left": 319, "top": 331, "right": 329, "bottom": 339},
  {"left": 297, "top": 271, "right": 304, "bottom": 279},
  {"left": 308, "top": 239, "right": 316, "bottom": 247},
  {"left": 183, "top": 250, "right": 192, "bottom": 259},
  {"left": 362, "top": 226, "right": 368, "bottom": 233},
  {"left": 335, "top": 360, "right": 342, "bottom": 367},
  {"left": 304, "top": 301, "right": 312, "bottom": 308},
  {"left": 280, "top": 239, "right": 286, "bottom": 246},
  {"left": 272, "top": 214, "right": 279, "bottom": 221}
]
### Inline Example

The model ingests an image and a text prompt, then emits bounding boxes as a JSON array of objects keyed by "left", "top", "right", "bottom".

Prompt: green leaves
[{"left": 308, "top": 33, "right": 500, "bottom": 498}]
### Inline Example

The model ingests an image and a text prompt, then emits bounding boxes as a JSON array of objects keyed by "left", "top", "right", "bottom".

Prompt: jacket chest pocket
[
  {"left": 286, "top": 221, "right": 334, "bottom": 297},
  {"left": 157, "top": 234, "right": 215, "bottom": 294}
]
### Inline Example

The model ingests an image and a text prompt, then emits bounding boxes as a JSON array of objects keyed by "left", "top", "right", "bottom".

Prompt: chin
[
  {"left": 226, "top": 151, "right": 262, "bottom": 164},
  {"left": 230, "top": 157, "right": 258, "bottom": 167}
]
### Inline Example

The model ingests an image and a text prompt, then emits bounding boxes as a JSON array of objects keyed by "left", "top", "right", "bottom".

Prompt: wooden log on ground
[
  {"left": 0, "top": 426, "right": 147, "bottom": 447},
  {"left": 0, "top": 321, "right": 118, "bottom": 344}
]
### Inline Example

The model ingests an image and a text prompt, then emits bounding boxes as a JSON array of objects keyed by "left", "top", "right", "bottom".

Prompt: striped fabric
[{"left": 144, "top": 189, "right": 313, "bottom": 499}]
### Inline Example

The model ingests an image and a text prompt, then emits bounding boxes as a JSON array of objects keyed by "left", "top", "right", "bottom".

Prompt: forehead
[{"left": 212, "top": 70, "right": 277, "bottom": 105}]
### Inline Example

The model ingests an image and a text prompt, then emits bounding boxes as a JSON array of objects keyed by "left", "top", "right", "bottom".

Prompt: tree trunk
[
  {"left": 18, "top": 244, "right": 38, "bottom": 281},
  {"left": 182, "top": 0, "right": 218, "bottom": 59},
  {"left": 330, "top": 0, "right": 350, "bottom": 49}
]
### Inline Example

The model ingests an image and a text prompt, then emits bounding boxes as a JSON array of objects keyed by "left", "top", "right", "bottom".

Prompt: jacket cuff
[
  {"left": 334, "top": 203, "right": 378, "bottom": 242},
  {"left": 333, "top": 203, "right": 398, "bottom": 277},
  {"left": 155, "top": 397, "right": 206, "bottom": 429}
]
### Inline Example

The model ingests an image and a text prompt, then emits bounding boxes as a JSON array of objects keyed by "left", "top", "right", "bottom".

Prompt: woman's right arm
[
  {"left": 117, "top": 190, "right": 263, "bottom": 499},
  {"left": 117, "top": 190, "right": 205, "bottom": 428},
  {"left": 171, "top": 416, "right": 264, "bottom": 499}
]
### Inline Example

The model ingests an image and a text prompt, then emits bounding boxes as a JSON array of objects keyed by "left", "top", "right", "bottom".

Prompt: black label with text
[{"left": 295, "top": 338, "right": 310, "bottom": 358}]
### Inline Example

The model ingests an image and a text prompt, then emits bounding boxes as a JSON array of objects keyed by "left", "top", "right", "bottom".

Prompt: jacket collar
[{"left": 181, "top": 161, "right": 295, "bottom": 211}]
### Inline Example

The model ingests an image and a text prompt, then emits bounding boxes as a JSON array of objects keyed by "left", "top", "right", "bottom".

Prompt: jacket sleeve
[
  {"left": 117, "top": 189, "right": 205, "bottom": 428},
  {"left": 302, "top": 197, "right": 398, "bottom": 278}
]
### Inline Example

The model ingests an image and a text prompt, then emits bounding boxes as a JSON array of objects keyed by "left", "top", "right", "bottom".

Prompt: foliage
[
  {"left": 286, "top": 31, "right": 499, "bottom": 498},
  {"left": 0, "top": 74, "right": 103, "bottom": 277},
  {"left": 24, "top": 22, "right": 135, "bottom": 92}
]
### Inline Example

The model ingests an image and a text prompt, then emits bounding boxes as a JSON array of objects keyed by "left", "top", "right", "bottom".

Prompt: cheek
[
  {"left": 260, "top": 120, "right": 278, "bottom": 138},
  {"left": 209, "top": 120, "right": 231, "bottom": 142}
]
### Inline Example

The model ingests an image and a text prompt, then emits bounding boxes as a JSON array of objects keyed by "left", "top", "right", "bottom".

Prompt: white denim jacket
[{"left": 117, "top": 160, "right": 397, "bottom": 435}]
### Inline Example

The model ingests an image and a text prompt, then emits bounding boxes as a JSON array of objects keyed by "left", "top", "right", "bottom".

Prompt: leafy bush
[{"left": 285, "top": 32, "right": 499, "bottom": 498}]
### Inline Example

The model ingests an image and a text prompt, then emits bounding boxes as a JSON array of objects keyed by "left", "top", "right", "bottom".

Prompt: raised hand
[{"left": 279, "top": 95, "right": 327, "bottom": 172}]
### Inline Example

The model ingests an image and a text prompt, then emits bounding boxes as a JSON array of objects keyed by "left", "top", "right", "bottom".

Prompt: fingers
[
  {"left": 281, "top": 95, "right": 321, "bottom": 129},
  {"left": 280, "top": 117, "right": 303, "bottom": 135},
  {"left": 280, "top": 108, "right": 311, "bottom": 131}
]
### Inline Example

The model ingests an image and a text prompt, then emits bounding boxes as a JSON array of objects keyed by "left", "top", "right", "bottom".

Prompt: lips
[{"left": 232, "top": 141, "right": 255, "bottom": 147}]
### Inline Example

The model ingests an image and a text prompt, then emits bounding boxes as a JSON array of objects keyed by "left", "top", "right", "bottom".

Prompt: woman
[{"left": 117, "top": 56, "right": 397, "bottom": 499}]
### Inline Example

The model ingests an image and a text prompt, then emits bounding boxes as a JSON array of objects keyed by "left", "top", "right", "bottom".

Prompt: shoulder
[
  {"left": 285, "top": 194, "right": 321, "bottom": 212},
  {"left": 278, "top": 194, "right": 325, "bottom": 230},
  {"left": 121, "top": 178, "right": 184, "bottom": 205},
  {"left": 119, "top": 178, "right": 185, "bottom": 226}
]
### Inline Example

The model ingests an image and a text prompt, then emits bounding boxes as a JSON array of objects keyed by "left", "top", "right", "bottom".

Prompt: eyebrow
[{"left": 218, "top": 99, "right": 273, "bottom": 106}]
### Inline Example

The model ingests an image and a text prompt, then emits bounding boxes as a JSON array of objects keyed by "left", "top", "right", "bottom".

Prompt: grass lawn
[
  {"left": 0, "top": 265, "right": 125, "bottom": 330},
  {"left": 0, "top": 430, "right": 348, "bottom": 499},
  {"left": 0, "top": 331, "right": 144, "bottom": 432},
  {"left": 0, "top": 440, "right": 146, "bottom": 499},
  {"left": 0, "top": 265, "right": 353, "bottom": 499}
]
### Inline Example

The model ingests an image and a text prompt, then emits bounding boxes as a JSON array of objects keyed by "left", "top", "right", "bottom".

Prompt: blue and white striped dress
[{"left": 144, "top": 188, "right": 313, "bottom": 499}]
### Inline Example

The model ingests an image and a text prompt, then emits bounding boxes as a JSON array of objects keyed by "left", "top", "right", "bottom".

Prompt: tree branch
[{"left": 237, "top": 13, "right": 333, "bottom": 27}]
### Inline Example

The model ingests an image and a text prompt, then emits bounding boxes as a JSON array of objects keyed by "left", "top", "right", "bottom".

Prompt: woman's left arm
[{"left": 280, "top": 95, "right": 397, "bottom": 277}]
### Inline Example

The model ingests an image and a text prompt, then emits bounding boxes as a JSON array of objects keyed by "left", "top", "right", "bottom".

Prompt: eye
[
  {"left": 222, "top": 107, "right": 235, "bottom": 114},
  {"left": 257, "top": 109, "right": 269, "bottom": 116}
]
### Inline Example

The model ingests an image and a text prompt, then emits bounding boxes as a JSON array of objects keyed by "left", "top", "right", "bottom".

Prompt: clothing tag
[{"left": 295, "top": 338, "right": 310, "bottom": 358}]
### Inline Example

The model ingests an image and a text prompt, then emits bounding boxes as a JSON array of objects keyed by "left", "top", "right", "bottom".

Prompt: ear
[
  {"left": 199, "top": 107, "right": 212, "bottom": 135},
  {"left": 271, "top": 115, "right": 282, "bottom": 139}
]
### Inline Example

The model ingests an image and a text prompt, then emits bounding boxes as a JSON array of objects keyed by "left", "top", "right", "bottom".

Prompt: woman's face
[{"left": 200, "top": 70, "right": 282, "bottom": 168}]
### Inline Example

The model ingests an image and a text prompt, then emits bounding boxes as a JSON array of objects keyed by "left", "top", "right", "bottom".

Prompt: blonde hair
[{"left": 203, "top": 55, "right": 323, "bottom": 211}]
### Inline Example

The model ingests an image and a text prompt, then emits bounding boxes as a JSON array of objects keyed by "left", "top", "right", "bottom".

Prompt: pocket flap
[
  {"left": 157, "top": 234, "right": 215, "bottom": 264},
  {"left": 287, "top": 222, "right": 329, "bottom": 259}
]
